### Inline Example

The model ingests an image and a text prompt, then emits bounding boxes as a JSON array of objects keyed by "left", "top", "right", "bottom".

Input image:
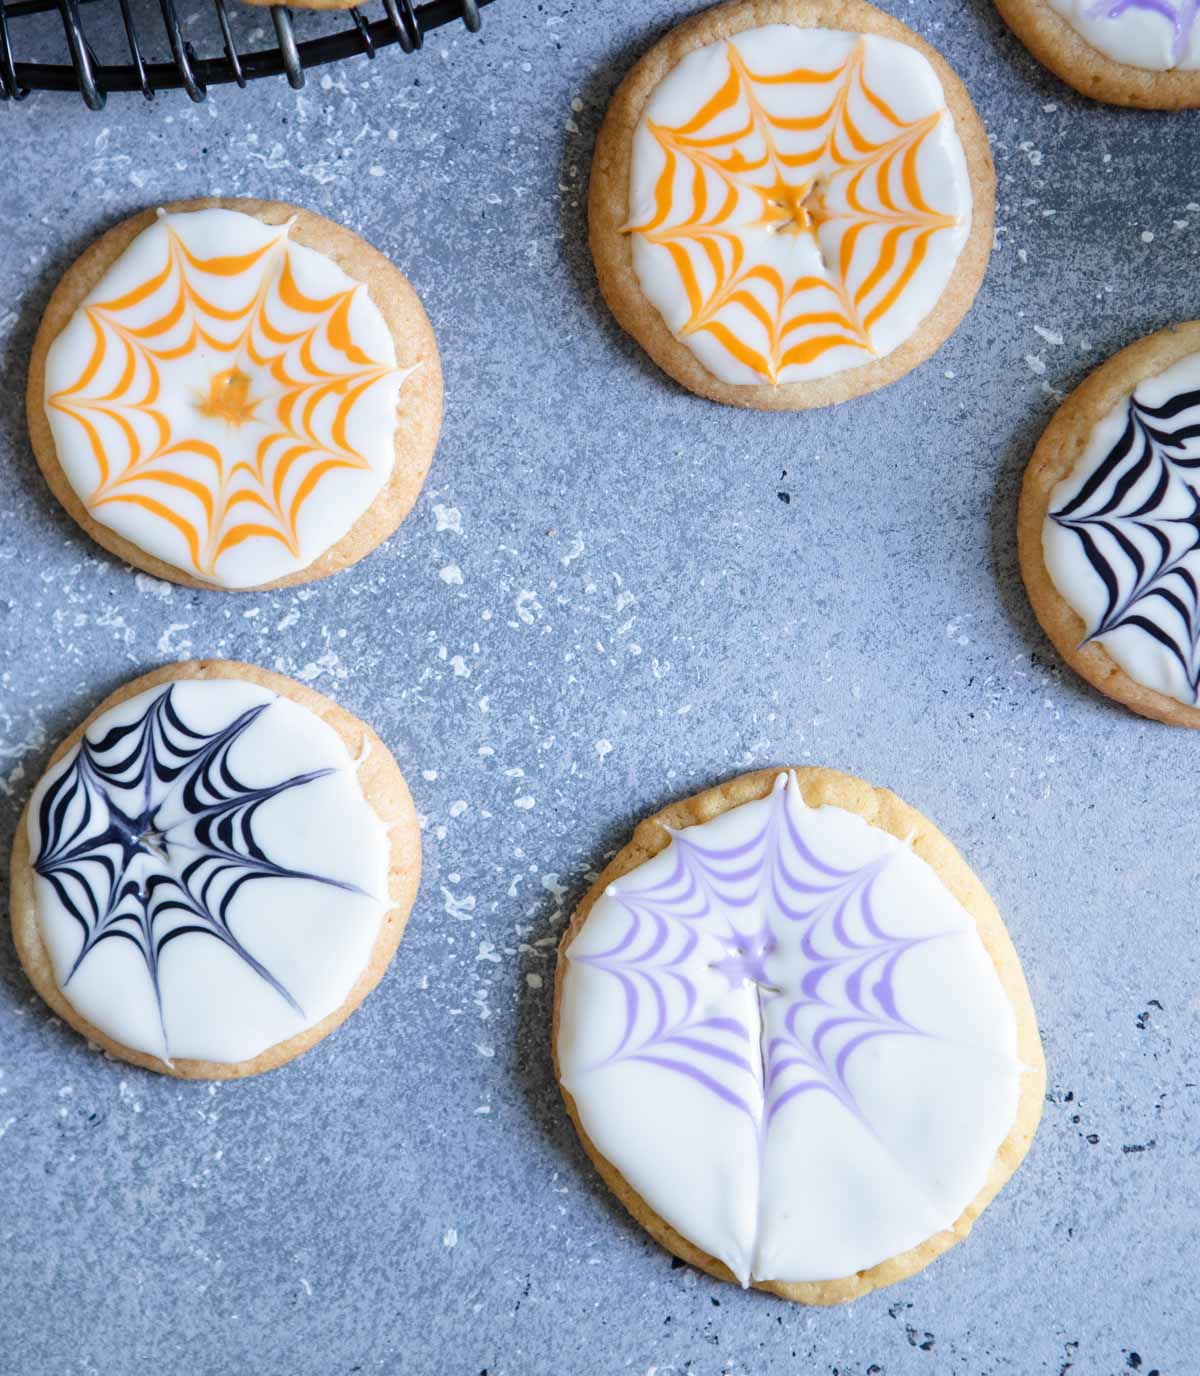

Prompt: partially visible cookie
[
  {"left": 27, "top": 198, "right": 442, "bottom": 591},
  {"left": 10, "top": 659, "right": 421, "bottom": 1079},
  {"left": 1019, "top": 322, "right": 1200, "bottom": 725},
  {"left": 994, "top": 0, "right": 1200, "bottom": 108},
  {"left": 589, "top": 0, "right": 995, "bottom": 409},
  {"left": 553, "top": 767, "right": 1045, "bottom": 1303}
]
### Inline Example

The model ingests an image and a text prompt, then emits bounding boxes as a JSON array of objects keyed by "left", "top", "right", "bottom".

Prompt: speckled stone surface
[{"left": 0, "top": 1, "right": 1197, "bottom": 1372}]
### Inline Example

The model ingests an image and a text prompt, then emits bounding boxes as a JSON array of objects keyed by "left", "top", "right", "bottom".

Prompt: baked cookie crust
[
  {"left": 588, "top": 0, "right": 996, "bottom": 410},
  {"left": 26, "top": 197, "right": 443, "bottom": 592},
  {"left": 10, "top": 659, "right": 422, "bottom": 1079},
  {"left": 552, "top": 766, "right": 1045, "bottom": 1304},
  {"left": 993, "top": 0, "right": 1200, "bottom": 109},
  {"left": 1019, "top": 321, "right": 1200, "bottom": 727}
]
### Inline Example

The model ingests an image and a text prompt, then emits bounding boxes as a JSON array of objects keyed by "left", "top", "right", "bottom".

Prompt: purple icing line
[{"left": 572, "top": 775, "right": 952, "bottom": 1133}]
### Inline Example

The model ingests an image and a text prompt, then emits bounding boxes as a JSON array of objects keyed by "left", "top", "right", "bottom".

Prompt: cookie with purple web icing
[
  {"left": 994, "top": 0, "right": 1200, "bottom": 108},
  {"left": 1020, "top": 321, "right": 1200, "bottom": 725},
  {"left": 10, "top": 659, "right": 420, "bottom": 1079},
  {"left": 553, "top": 767, "right": 1044, "bottom": 1304}
]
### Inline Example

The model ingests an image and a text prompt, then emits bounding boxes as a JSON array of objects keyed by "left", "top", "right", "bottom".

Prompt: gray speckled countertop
[{"left": 0, "top": 1, "right": 1197, "bottom": 1372}]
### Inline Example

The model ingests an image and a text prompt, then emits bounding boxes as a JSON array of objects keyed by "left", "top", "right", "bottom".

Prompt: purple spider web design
[{"left": 571, "top": 775, "right": 953, "bottom": 1134}]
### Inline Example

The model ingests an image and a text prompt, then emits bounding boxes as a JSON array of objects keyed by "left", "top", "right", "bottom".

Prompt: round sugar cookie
[
  {"left": 553, "top": 768, "right": 1044, "bottom": 1303},
  {"left": 27, "top": 198, "right": 442, "bottom": 591},
  {"left": 588, "top": 0, "right": 995, "bottom": 410},
  {"left": 994, "top": 0, "right": 1200, "bottom": 109},
  {"left": 1019, "top": 321, "right": 1200, "bottom": 725},
  {"left": 10, "top": 659, "right": 421, "bottom": 1079}
]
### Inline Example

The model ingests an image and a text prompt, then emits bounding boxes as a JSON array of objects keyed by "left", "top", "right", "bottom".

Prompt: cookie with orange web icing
[
  {"left": 589, "top": 0, "right": 995, "bottom": 410},
  {"left": 27, "top": 198, "right": 442, "bottom": 590}
]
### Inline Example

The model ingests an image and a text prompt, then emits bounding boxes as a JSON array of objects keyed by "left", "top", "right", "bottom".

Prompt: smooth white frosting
[
  {"left": 1043, "top": 350, "right": 1200, "bottom": 706},
  {"left": 27, "top": 679, "right": 390, "bottom": 1064},
  {"left": 1044, "top": 0, "right": 1200, "bottom": 71},
  {"left": 557, "top": 772, "right": 1024, "bottom": 1285},
  {"left": 44, "top": 208, "right": 411, "bottom": 588},
  {"left": 627, "top": 28, "right": 972, "bottom": 386}
]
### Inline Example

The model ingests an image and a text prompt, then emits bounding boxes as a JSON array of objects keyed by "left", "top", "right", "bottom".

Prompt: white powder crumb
[
  {"left": 134, "top": 573, "right": 172, "bottom": 600},
  {"left": 514, "top": 795, "right": 535, "bottom": 810},
  {"left": 944, "top": 369, "right": 956, "bottom": 380},
  {"left": 571, "top": 96, "right": 583, "bottom": 112},
  {"left": 422, "top": 769, "right": 438, "bottom": 781},
  {"left": 1033, "top": 326, "right": 1063, "bottom": 346},
  {"left": 1018, "top": 248, "right": 1028, "bottom": 264},
  {"left": 442, "top": 887, "right": 477, "bottom": 920},
  {"left": 594, "top": 739, "right": 613, "bottom": 762},
  {"left": 277, "top": 609, "right": 300, "bottom": 631},
  {"left": 449, "top": 800, "right": 468, "bottom": 818},
  {"left": 515, "top": 590, "right": 540, "bottom": 624},
  {"left": 1174, "top": 220, "right": 1190, "bottom": 230},
  {"left": 368, "top": 166, "right": 384, "bottom": 178},
  {"left": 1141, "top": 230, "right": 1154, "bottom": 243},
  {"left": 156, "top": 623, "right": 192, "bottom": 656},
  {"left": 526, "top": 972, "right": 544, "bottom": 990},
  {"left": 449, "top": 655, "right": 470, "bottom": 678},
  {"left": 433, "top": 504, "right": 463, "bottom": 534},
  {"left": 439, "top": 564, "right": 464, "bottom": 586},
  {"left": 1024, "top": 354, "right": 1047, "bottom": 376},
  {"left": 443, "top": 1229, "right": 458, "bottom": 1248},
  {"left": 475, "top": 1044, "right": 495, "bottom": 1059},
  {"left": 477, "top": 941, "right": 501, "bottom": 964}
]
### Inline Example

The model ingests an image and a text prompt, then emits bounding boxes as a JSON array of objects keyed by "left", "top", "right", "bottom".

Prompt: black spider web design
[
  {"left": 32, "top": 685, "right": 363, "bottom": 1050},
  {"left": 1051, "top": 378, "right": 1200, "bottom": 700}
]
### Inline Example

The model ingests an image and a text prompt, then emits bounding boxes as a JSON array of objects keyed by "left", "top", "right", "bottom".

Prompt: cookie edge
[
  {"left": 993, "top": 0, "right": 1200, "bottom": 110},
  {"left": 1017, "top": 320, "right": 1200, "bottom": 728},
  {"left": 551, "top": 765, "right": 1046, "bottom": 1304},
  {"left": 9, "top": 657, "right": 422, "bottom": 1080},
  {"left": 587, "top": 0, "right": 997, "bottom": 411},
  {"left": 25, "top": 197, "right": 444, "bottom": 592}
]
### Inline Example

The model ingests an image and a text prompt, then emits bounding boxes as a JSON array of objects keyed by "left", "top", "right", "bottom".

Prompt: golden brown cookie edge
[
  {"left": 1017, "top": 320, "right": 1200, "bottom": 728},
  {"left": 9, "top": 658, "right": 422, "bottom": 1079},
  {"left": 992, "top": 0, "right": 1200, "bottom": 109},
  {"left": 587, "top": 0, "right": 996, "bottom": 411},
  {"left": 25, "top": 197, "right": 443, "bottom": 592},
  {"left": 552, "top": 765, "right": 1045, "bottom": 1303}
]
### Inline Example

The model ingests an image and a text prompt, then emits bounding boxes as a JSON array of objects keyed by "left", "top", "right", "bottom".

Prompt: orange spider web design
[
  {"left": 47, "top": 221, "right": 402, "bottom": 582},
  {"left": 626, "top": 37, "right": 965, "bottom": 384}
]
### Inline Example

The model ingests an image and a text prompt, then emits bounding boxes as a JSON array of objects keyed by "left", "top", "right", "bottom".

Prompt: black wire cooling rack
[{"left": 0, "top": 0, "right": 490, "bottom": 107}]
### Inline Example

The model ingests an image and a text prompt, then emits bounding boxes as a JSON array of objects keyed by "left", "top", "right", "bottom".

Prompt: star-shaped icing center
[{"left": 197, "top": 366, "right": 262, "bottom": 428}]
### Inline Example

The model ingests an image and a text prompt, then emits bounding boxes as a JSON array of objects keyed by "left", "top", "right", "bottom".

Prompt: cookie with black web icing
[
  {"left": 1019, "top": 321, "right": 1200, "bottom": 726},
  {"left": 9, "top": 660, "right": 420, "bottom": 1078}
]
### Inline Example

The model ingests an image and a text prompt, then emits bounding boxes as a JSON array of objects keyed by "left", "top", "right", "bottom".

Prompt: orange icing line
[
  {"left": 624, "top": 35, "right": 964, "bottom": 381},
  {"left": 46, "top": 217, "right": 400, "bottom": 580}
]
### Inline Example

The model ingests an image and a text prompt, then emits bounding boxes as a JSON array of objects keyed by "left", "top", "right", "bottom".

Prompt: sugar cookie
[
  {"left": 10, "top": 659, "right": 421, "bottom": 1079},
  {"left": 1020, "top": 321, "right": 1200, "bottom": 724},
  {"left": 553, "top": 768, "right": 1044, "bottom": 1302},
  {"left": 27, "top": 199, "right": 442, "bottom": 590},
  {"left": 589, "top": 0, "right": 995, "bottom": 409},
  {"left": 994, "top": 0, "right": 1200, "bottom": 108}
]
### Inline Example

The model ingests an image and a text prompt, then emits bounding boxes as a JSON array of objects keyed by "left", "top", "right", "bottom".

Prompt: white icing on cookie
[
  {"left": 626, "top": 28, "right": 972, "bottom": 386},
  {"left": 27, "top": 678, "right": 390, "bottom": 1064},
  {"left": 1044, "top": 0, "right": 1200, "bottom": 72},
  {"left": 44, "top": 207, "right": 413, "bottom": 588},
  {"left": 1044, "top": 350, "right": 1200, "bottom": 706},
  {"left": 557, "top": 772, "right": 1024, "bottom": 1285}
]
